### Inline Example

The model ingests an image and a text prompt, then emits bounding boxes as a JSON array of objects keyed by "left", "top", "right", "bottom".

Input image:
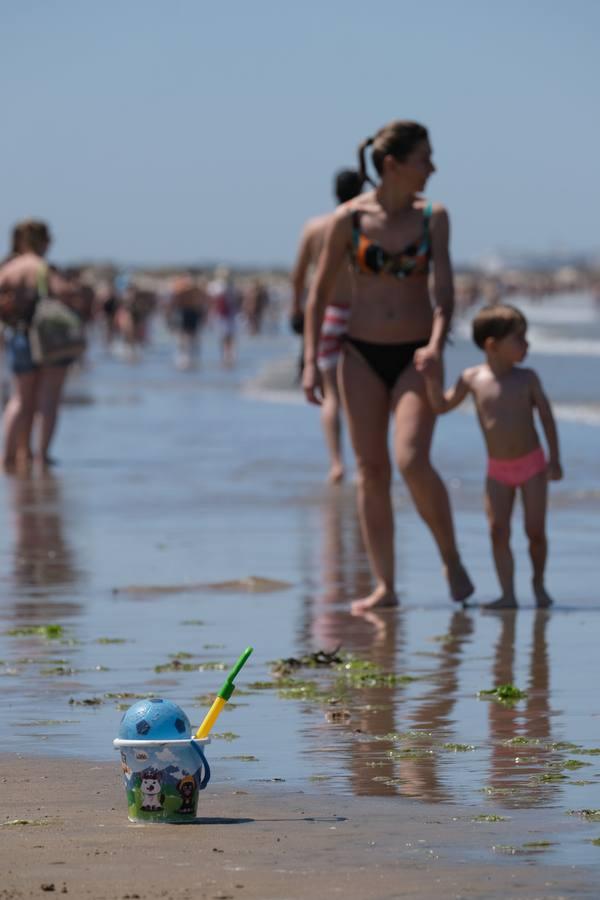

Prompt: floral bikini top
[{"left": 350, "top": 202, "right": 432, "bottom": 279}]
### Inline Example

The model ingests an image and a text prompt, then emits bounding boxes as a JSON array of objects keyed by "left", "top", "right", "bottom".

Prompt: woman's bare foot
[
  {"left": 444, "top": 559, "right": 475, "bottom": 605},
  {"left": 351, "top": 585, "right": 398, "bottom": 614},
  {"left": 328, "top": 463, "right": 344, "bottom": 484},
  {"left": 2, "top": 454, "right": 30, "bottom": 474},
  {"left": 484, "top": 594, "right": 518, "bottom": 610},
  {"left": 533, "top": 580, "right": 553, "bottom": 608},
  {"left": 1, "top": 456, "right": 17, "bottom": 473},
  {"left": 351, "top": 609, "right": 389, "bottom": 640}
]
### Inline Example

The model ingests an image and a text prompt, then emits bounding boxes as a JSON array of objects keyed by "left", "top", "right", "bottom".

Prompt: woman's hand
[
  {"left": 303, "top": 361, "right": 323, "bottom": 405},
  {"left": 0, "top": 286, "right": 18, "bottom": 325},
  {"left": 414, "top": 343, "right": 442, "bottom": 377}
]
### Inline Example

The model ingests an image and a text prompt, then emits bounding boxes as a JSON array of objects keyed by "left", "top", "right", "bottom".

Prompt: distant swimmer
[
  {"left": 169, "top": 273, "right": 207, "bottom": 370},
  {"left": 243, "top": 278, "right": 269, "bottom": 336},
  {"left": 303, "top": 120, "right": 474, "bottom": 611},
  {"left": 419, "top": 304, "right": 563, "bottom": 609},
  {"left": 208, "top": 268, "right": 239, "bottom": 369},
  {"left": 291, "top": 169, "right": 363, "bottom": 483}
]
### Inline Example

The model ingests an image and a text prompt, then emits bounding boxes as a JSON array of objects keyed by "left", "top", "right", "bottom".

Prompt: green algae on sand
[
  {"left": 478, "top": 684, "right": 527, "bottom": 704},
  {"left": 443, "top": 743, "right": 476, "bottom": 752},
  {"left": 472, "top": 815, "right": 508, "bottom": 822},
  {"left": 154, "top": 658, "right": 227, "bottom": 673},
  {"left": 568, "top": 809, "right": 600, "bottom": 821},
  {"left": 2, "top": 818, "right": 55, "bottom": 827},
  {"left": 5, "top": 624, "right": 64, "bottom": 639}
]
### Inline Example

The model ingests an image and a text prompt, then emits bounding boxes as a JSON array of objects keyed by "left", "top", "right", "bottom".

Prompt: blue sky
[{"left": 1, "top": 1, "right": 599, "bottom": 267}]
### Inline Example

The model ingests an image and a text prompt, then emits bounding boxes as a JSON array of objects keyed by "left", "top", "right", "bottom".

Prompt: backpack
[{"left": 28, "top": 265, "right": 87, "bottom": 365}]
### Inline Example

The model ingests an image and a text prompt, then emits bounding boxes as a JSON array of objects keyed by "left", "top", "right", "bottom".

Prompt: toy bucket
[{"left": 113, "top": 738, "right": 210, "bottom": 823}]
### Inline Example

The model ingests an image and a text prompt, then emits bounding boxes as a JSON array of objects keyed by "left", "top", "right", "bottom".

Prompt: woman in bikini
[{"left": 303, "top": 120, "right": 474, "bottom": 612}]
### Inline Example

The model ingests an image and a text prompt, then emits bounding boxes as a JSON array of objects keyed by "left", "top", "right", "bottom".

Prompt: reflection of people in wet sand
[
  {"left": 485, "top": 610, "right": 555, "bottom": 809},
  {"left": 9, "top": 472, "right": 79, "bottom": 592},
  {"left": 399, "top": 610, "right": 474, "bottom": 802},
  {"left": 420, "top": 304, "right": 563, "bottom": 608},
  {"left": 303, "top": 121, "right": 473, "bottom": 611},
  {"left": 292, "top": 170, "right": 364, "bottom": 483},
  {"left": 309, "top": 489, "right": 373, "bottom": 650}
]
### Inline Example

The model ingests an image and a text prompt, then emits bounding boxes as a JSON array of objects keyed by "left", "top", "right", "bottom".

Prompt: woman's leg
[
  {"left": 339, "top": 347, "right": 397, "bottom": 611},
  {"left": 320, "top": 367, "right": 344, "bottom": 483},
  {"left": 2, "top": 371, "right": 39, "bottom": 470},
  {"left": 36, "top": 364, "right": 69, "bottom": 465},
  {"left": 392, "top": 366, "right": 474, "bottom": 604}
]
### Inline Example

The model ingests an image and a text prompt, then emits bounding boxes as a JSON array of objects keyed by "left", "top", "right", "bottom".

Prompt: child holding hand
[{"left": 417, "top": 304, "right": 562, "bottom": 609}]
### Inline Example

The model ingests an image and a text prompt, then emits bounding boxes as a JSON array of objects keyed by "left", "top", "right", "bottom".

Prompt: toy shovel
[{"left": 195, "top": 647, "right": 253, "bottom": 738}]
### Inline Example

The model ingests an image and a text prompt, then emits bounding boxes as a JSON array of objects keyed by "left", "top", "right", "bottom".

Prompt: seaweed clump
[{"left": 478, "top": 684, "right": 527, "bottom": 705}]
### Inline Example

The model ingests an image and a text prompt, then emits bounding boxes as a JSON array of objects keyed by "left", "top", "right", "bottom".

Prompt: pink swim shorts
[
  {"left": 317, "top": 304, "right": 350, "bottom": 371},
  {"left": 487, "top": 446, "right": 547, "bottom": 488}
]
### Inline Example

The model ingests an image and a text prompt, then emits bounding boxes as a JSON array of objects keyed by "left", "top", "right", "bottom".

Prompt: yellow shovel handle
[{"left": 195, "top": 696, "right": 226, "bottom": 738}]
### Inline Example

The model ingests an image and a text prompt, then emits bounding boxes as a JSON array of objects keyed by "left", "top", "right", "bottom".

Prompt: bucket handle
[{"left": 191, "top": 742, "right": 211, "bottom": 790}]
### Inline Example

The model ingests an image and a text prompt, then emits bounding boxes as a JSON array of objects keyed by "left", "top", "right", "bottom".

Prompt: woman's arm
[
  {"left": 429, "top": 205, "right": 454, "bottom": 351},
  {"left": 302, "top": 212, "right": 351, "bottom": 405},
  {"left": 420, "top": 364, "right": 470, "bottom": 414},
  {"left": 415, "top": 205, "right": 453, "bottom": 371}
]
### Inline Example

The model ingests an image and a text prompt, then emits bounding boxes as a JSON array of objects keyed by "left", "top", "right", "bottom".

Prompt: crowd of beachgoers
[{"left": 0, "top": 216, "right": 598, "bottom": 480}]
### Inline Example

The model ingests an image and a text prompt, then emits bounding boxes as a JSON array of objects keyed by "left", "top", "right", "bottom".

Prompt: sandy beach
[
  {"left": 2, "top": 754, "right": 599, "bottom": 900},
  {"left": 1, "top": 295, "right": 600, "bottom": 897}
]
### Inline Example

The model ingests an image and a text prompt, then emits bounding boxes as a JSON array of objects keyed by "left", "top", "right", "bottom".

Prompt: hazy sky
[{"left": 1, "top": 1, "right": 599, "bottom": 267}]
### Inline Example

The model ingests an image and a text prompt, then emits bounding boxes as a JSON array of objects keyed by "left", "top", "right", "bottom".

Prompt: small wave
[
  {"left": 455, "top": 320, "right": 600, "bottom": 357},
  {"left": 243, "top": 386, "right": 304, "bottom": 406},
  {"left": 554, "top": 403, "right": 600, "bottom": 426},
  {"left": 244, "top": 353, "right": 302, "bottom": 405},
  {"left": 526, "top": 329, "right": 600, "bottom": 358}
]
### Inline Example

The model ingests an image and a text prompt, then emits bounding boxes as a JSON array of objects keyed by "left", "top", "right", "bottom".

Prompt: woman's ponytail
[{"left": 357, "top": 136, "right": 376, "bottom": 188}]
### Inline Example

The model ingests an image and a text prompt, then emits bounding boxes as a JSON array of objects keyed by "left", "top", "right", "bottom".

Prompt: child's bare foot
[
  {"left": 533, "top": 581, "right": 553, "bottom": 608},
  {"left": 484, "top": 594, "right": 518, "bottom": 610},
  {"left": 444, "top": 559, "right": 475, "bottom": 605},
  {"left": 351, "top": 585, "right": 398, "bottom": 614},
  {"left": 327, "top": 463, "right": 344, "bottom": 484}
]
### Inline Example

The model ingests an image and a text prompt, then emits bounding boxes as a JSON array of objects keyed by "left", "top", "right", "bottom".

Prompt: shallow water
[{"left": 1, "top": 298, "right": 600, "bottom": 867}]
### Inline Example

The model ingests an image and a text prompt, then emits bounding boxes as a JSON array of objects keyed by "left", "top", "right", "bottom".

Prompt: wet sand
[
  {"left": 2, "top": 753, "right": 598, "bottom": 900},
  {"left": 1, "top": 311, "right": 600, "bottom": 894}
]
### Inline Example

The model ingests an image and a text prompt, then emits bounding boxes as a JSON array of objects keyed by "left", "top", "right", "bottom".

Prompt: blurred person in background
[
  {"left": 0, "top": 220, "right": 83, "bottom": 470},
  {"left": 243, "top": 278, "right": 269, "bottom": 336},
  {"left": 292, "top": 168, "right": 364, "bottom": 482},
  {"left": 208, "top": 267, "right": 239, "bottom": 368},
  {"left": 168, "top": 273, "right": 208, "bottom": 370}
]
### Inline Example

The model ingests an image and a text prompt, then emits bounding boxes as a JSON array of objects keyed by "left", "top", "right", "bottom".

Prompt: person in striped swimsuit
[{"left": 291, "top": 169, "right": 363, "bottom": 482}]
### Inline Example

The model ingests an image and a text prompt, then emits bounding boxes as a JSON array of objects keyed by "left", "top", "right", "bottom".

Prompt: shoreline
[{"left": 1, "top": 753, "right": 598, "bottom": 900}]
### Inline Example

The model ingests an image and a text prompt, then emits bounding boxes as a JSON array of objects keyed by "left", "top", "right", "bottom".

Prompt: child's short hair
[{"left": 472, "top": 304, "right": 527, "bottom": 349}]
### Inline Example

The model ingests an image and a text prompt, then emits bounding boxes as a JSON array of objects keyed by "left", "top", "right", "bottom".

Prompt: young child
[{"left": 418, "top": 304, "right": 563, "bottom": 609}]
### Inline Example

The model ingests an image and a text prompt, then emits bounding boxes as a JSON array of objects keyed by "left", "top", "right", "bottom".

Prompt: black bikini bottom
[{"left": 345, "top": 337, "right": 428, "bottom": 390}]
